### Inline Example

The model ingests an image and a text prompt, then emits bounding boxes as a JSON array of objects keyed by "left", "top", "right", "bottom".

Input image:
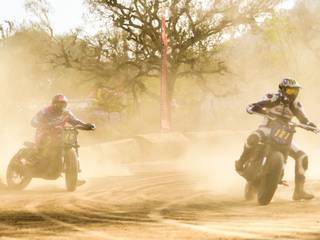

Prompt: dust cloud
[
  {"left": 177, "top": 135, "right": 246, "bottom": 195},
  {"left": 0, "top": 30, "right": 134, "bottom": 186},
  {"left": 1, "top": 4, "right": 320, "bottom": 193}
]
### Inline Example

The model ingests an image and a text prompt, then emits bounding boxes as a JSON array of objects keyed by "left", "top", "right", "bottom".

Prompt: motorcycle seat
[{"left": 24, "top": 142, "right": 36, "bottom": 148}]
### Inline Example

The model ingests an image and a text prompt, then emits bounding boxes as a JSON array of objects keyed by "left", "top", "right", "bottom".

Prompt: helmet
[
  {"left": 279, "top": 78, "right": 301, "bottom": 89},
  {"left": 51, "top": 94, "right": 68, "bottom": 113},
  {"left": 279, "top": 78, "right": 301, "bottom": 101},
  {"left": 52, "top": 94, "right": 68, "bottom": 105}
]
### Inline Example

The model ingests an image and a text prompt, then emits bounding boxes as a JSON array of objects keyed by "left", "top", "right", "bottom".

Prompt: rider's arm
[
  {"left": 291, "top": 101, "right": 310, "bottom": 125},
  {"left": 31, "top": 110, "right": 46, "bottom": 128},
  {"left": 246, "top": 93, "right": 279, "bottom": 114},
  {"left": 65, "top": 111, "right": 95, "bottom": 130},
  {"left": 65, "top": 111, "right": 87, "bottom": 126}
]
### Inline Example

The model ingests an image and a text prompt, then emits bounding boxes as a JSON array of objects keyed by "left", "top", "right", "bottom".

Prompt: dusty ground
[{"left": 1, "top": 168, "right": 320, "bottom": 240}]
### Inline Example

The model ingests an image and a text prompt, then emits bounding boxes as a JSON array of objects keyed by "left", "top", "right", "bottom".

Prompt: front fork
[{"left": 75, "top": 143, "right": 81, "bottom": 173}]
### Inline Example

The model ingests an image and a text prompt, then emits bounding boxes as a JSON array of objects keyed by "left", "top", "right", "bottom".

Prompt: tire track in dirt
[
  {"left": 2, "top": 171, "right": 320, "bottom": 239},
  {"left": 150, "top": 197, "right": 320, "bottom": 239},
  {"left": 13, "top": 172, "right": 185, "bottom": 239}
]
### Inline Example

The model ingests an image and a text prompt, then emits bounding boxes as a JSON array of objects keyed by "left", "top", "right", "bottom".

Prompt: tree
[
  {"left": 0, "top": 21, "right": 15, "bottom": 42},
  {"left": 24, "top": 0, "right": 54, "bottom": 37},
  {"left": 289, "top": 1, "right": 320, "bottom": 61},
  {"left": 86, "top": 0, "right": 282, "bottom": 101},
  {"left": 255, "top": 0, "right": 320, "bottom": 73}
]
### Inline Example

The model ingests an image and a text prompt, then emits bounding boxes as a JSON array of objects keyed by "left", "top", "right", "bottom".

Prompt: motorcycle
[
  {"left": 6, "top": 125, "right": 95, "bottom": 192},
  {"left": 238, "top": 113, "right": 319, "bottom": 205}
]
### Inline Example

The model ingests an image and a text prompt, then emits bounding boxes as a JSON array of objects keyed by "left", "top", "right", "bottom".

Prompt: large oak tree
[{"left": 86, "top": 0, "right": 282, "bottom": 101}]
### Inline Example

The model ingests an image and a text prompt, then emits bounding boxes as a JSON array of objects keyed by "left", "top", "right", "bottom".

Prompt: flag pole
[{"left": 160, "top": 7, "right": 171, "bottom": 132}]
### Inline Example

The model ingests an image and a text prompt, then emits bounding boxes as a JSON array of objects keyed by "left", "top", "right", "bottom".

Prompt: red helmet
[
  {"left": 52, "top": 94, "right": 68, "bottom": 105},
  {"left": 51, "top": 95, "right": 68, "bottom": 113}
]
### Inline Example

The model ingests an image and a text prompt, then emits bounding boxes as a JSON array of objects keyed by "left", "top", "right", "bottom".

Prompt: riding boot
[
  {"left": 77, "top": 179, "right": 86, "bottom": 186},
  {"left": 292, "top": 177, "right": 314, "bottom": 201}
]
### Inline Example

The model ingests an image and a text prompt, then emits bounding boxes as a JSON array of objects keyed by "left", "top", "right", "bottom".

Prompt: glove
[
  {"left": 307, "top": 121, "right": 317, "bottom": 128},
  {"left": 306, "top": 121, "right": 319, "bottom": 133},
  {"left": 250, "top": 105, "right": 267, "bottom": 115},
  {"left": 85, "top": 123, "right": 96, "bottom": 130},
  {"left": 235, "top": 160, "right": 245, "bottom": 172}
]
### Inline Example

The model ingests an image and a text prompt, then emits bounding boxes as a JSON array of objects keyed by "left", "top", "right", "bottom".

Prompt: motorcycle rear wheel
[
  {"left": 6, "top": 151, "right": 32, "bottom": 190},
  {"left": 257, "top": 151, "right": 284, "bottom": 205},
  {"left": 64, "top": 149, "right": 78, "bottom": 192}
]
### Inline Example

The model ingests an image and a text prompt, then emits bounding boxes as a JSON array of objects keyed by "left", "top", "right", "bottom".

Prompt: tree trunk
[
  {"left": 165, "top": 69, "right": 178, "bottom": 128},
  {"left": 168, "top": 69, "right": 177, "bottom": 104},
  {"left": 131, "top": 86, "right": 141, "bottom": 118}
]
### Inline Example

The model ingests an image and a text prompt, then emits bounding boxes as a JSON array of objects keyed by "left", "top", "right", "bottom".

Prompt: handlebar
[
  {"left": 253, "top": 112, "right": 320, "bottom": 134},
  {"left": 288, "top": 122, "right": 320, "bottom": 133},
  {"left": 77, "top": 124, "right": 96, "bottom": 131},
  {"left": 63, "top": 124, "right": 96, "bottom": 131}
]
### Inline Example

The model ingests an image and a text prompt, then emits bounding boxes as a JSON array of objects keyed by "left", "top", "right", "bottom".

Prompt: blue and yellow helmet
[
  {"left": 279, "top": 78, "right": 301, "bottom": 89},
  {"left": 279, "top": 78, "right": 301, "bottom": 100}
]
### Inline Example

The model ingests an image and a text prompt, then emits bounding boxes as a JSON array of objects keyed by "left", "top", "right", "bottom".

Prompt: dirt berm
[{"left": 80, "top": 130, "right": 249, "bottom": 164}]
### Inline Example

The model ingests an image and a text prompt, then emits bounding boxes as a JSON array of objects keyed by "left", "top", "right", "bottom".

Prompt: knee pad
[
  {"left": 302, "top": 155, "right": 308, "bottom": 171},
  {"left": 246, "top": 132, "right": 261, "bottom": 147},
  {"left": 296, "top": 151, "right": 308, "bottom": 170},
  {"left": 295, "top": 151, "right": 308, "bottom": 177}
]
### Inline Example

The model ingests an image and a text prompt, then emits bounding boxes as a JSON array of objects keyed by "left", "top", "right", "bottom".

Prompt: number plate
[
  {"left": 270, "top": 125, "right": 293, "bottom": 145},
  {"left": 63, "top": 131, "right": 77, "bottom": 145}
]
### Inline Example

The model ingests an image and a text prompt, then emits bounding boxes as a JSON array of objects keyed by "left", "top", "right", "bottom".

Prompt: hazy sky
[
  {"left": 0, "top": 0, "right": 86, "bottom": 34},
  {"left": 0, "top": 0, "right": 296, "bottom": 35}
]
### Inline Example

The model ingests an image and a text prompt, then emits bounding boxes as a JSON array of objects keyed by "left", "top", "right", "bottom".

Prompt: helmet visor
[
  {"left": 285, "top": 87, "right": 299, "bottom": 96},
  {"left": 54, "top": 101, "right": 67, "bottom": 110}
]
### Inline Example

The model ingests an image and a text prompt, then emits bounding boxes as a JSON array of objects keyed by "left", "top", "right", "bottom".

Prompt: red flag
[
  {"left": 160, "top": 9, "right": 170, "bottom": 131},
  {"left": 161, "top": 14, "right": 168, "bottom": 47}
]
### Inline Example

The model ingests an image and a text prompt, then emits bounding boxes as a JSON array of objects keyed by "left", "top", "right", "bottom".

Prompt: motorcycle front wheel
[
  {"left": 64, "top": 149, "right": 78, "bottom": 192},
  {"left": 6, "top": 150, "right": 32, "bottom": 190},
  {"left": 257, "top": 151, "right": 284, "bottom": 205},
  {"left": 244, "top": 182, "right": 257, "bottom": 201}
]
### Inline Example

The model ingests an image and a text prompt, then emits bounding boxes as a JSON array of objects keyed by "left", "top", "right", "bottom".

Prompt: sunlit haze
[
  {"left": 0, "top": 0, "right": 297, "bottom": 35},
  {"left": 3, "top": 0, "right": 320, "bottom": 239},
  {"left": 0, "top": 0, "right": 85, "bottom": 34}
]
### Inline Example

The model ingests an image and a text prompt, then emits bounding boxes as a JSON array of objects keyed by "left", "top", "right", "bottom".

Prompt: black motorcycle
[
  {"left": 6, "top": 125, "right": 95, "bottom": 192},
  {"left": 238, "top": 114, "right": 318, "bottom": 205}
]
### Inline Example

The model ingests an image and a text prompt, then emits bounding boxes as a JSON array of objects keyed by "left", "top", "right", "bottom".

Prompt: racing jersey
[
  {"left": 31, "top": 106, "right": 85, "bottom": 145},
  {"left": 246, "top": 92, "right": 309, "bottom": 125}
]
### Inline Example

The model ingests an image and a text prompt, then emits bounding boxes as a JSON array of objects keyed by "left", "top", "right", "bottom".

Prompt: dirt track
[{"left": 1, "top": 169, "right": 320, "bottom": 240}]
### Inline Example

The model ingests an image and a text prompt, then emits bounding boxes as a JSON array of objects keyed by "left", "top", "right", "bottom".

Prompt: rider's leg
[
  {"left": 32, "top": 134, "right": 50, "bottom": 167},
  {"left": 289, "top": 143, "right": 314, "bottom": 200},
  {"left": 235, "top": 130, "right": 265, "bottom": 171}
]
